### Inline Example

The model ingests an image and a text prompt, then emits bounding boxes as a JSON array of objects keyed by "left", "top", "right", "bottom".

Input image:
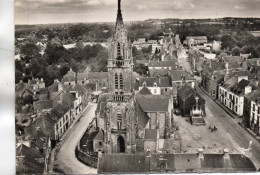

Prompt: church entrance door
[{"left": 117, "top": 136, "right": 125, "bottom": 153}]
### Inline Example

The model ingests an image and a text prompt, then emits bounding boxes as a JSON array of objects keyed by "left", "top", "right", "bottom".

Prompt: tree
[
  {"left": 20, "top": 43, "right": 40, "bottom": 62},
  {"left": 241, "top": 45, "right": 256, "bottom": 57},
  {"left": 231, "top": 46, "right": 241, "bottom": 56},
  {"left": 220, "top": 34, "right": 235, "bottom": 50}
]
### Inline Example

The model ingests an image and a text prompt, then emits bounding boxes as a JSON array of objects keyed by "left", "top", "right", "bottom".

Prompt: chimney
[
  {"left": 70, "top": 68, "right": 72, "bottom": 72},
  {"left": 198, "top": 148, "right": 204, "bottom": 159},
  {"left": 19, "top": 80, "right": 23, "bottom": 83},
  {"left": 223, "top": 149, "right": 229, "bottom": 159},
  {"left": 58, "top": 82, "right": 63, "bottom": 92},
  {"left": 245, "top": 85, "right": 252, "bottom": 95},
  {"left": 41, "top": 78, "right": 44, "bottom": 82},
  {"left": 54, "top": 79, "right": 59, "bottom": 83},
  {"left": 257, "top": 59, "right": 260, "bottom": 66}
]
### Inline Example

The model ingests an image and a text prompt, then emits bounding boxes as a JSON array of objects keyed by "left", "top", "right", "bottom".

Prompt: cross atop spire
[{"left": 116, "top": 0, "right": 123, "bottom": 24}]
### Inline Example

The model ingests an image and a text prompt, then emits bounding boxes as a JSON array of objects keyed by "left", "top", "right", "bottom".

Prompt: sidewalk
[{"left": 48, "top": 104, "right": 92, "bottom": 173}]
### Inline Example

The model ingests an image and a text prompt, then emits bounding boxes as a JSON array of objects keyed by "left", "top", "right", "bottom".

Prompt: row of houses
[
  {"left": 200, "top": 55, "right": 260, "bottom": 136},
  {"left": 15, "top": 72, "right": 90, "bottom": 174}
]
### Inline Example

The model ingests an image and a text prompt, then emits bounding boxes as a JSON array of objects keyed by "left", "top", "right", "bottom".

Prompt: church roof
[
  {"left": 136, "top": 97, "right": 169, "bottom": 112},
  {"left": 138, "top": 87, "right": 152, "bottom": 95}
]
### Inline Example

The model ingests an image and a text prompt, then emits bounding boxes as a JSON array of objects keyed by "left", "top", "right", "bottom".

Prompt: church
[{"left": 93, "top": 0, "right": 173, "bottom": 154}]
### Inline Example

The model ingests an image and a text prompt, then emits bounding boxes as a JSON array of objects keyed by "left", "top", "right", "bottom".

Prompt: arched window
[{"left": 115, "top": 73, "right": 119, "bottom": 90}]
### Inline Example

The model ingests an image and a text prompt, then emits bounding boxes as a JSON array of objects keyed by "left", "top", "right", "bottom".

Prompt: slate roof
[
  {"left": 149, "top": 69, "right": 169, "bottom": 77},
  {"left": 223, "top": 56, "right": 244, "bottom": 64},
  {"left": 138, "top": 77, "right": 171, "bottom": 88},
  {"left": 170, "top": 70, "right": 195, "bottom": 82},
  {"left": 77, "top": 72, "right": 109, "bottom": 81},
  {"left": 33, "top": 100, "right": 53, "bottom": 111},
  {"left": 177, "top": 84, "right": 195, "bottom": 100},
  {"left": 229, "top": 79, "right": 258, "bottom": 95},
  {"left": 245, "top": 89, "right": 260, "bottom": 101},
  {"left": 186, "top": 36, "right": 207, "bottom": 40},
  {"left": 50, "top": 104, "right": 70, "bottom": 122},
  {"left": 222, "top": 76, "right": 238, "bottom": 89},
  {"left": 93, "top": 130, "right": 104, "bottom": 141},
  {"left": 138, "top": 87, "right": 152, "bottom": 95},
  {"left": 136, "top": 96, "right": 169, "bottom": 112},
  {"left": 16, "top": 144, "right": 44, "bottom": 173},
  {"left": 148, "top": 60, "right": 176, "bottom": 68},
  {"left": 145, "top": 129, "right": 158, "bottom": 140},
  {"left": 98, "top": 152, "right": 256, "bottom": 173},
  {"left": 98, "top": 154, "right": 147, "bottom": 173}
]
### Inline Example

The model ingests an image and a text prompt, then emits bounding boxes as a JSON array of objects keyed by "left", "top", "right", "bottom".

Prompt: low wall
[{"left": 75, "top": 147, "right": 98, "bottom": 168}]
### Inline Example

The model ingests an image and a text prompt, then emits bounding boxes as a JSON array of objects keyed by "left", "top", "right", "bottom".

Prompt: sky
[{"left": 15, "top": 0, "right": 260, "bottom": 24}]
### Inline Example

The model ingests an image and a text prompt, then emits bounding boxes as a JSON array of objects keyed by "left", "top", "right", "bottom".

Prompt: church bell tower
[
  {"left": 107, "top": 0, "right": 134, "bottom": 95},
  {"left": 104, "top": 0, "right": 136, "bottom": 154}
]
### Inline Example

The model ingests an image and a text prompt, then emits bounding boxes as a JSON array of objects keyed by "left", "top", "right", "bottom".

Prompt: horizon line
[{"left": 15, "top": 16, "right": 260, "bottom": 26}]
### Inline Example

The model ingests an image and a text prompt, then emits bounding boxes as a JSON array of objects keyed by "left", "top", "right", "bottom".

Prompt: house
[
  {"left": 243, "top": 90, "right": 260, "bottom": 135},
  {"left": 201, "top": 62, "right": 227, "bottom": 98},
  {"left": 77, "top": 71, "right": 109, "bottom": 91},
  {"left": 170, "top": 70, "right": 196, "bottom": 96},
  {"left": 219, "top": 77, "right": 258, "bottom": 116},
  {"left": 16, "top": 144, "right": 45, "bottom": 174},
  {"left": 137, "top": 77, "right": 172, "bottom": 95},
  {"left": 148, "top": 60, "right": 177, "bottom": 71},
  {"left": 177, "top": 84, "right": 205, "bottom": 117},
  {"left": 222, "top": 56, "right": 244, "bottom": 65},
  {"left": 98, "top": 149, "right": 256, "bottom": 173},
  {"left": 15, "top": 81, "right": 34, "bottom": 99},
  {"left": 184, "top": 36, "right": 208, "bottom": 48},
  {"left": 28, "top": 78, "right": 45, "bottom": 91}
]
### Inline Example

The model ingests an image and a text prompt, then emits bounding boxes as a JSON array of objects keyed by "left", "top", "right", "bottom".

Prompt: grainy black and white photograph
[{"left": 13, "top": 0, "right": 260, "bottom": 174}]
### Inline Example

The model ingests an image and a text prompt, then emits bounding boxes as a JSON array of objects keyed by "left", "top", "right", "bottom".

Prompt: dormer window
[
  {"left": 153, "top": 82, "right": 157, "bottom": 87},
  {"left": 142, "top": 82, "right": 147, "bottom": 87}
]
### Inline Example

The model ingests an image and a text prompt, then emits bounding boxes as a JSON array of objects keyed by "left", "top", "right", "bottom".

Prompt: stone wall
[{"left": 75, "top": 147, "right": 98, "bottom": 168}]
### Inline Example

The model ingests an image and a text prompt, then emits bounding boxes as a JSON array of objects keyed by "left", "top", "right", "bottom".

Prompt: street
[
  {"left": 55, "top": 103, "right": 97, "bottom": 174},
  {"left": 197, "top": 87, "right": 260, "bottom": 169},
  {"left": 178, "top": 54, "right": 260, "bottom": 169}
]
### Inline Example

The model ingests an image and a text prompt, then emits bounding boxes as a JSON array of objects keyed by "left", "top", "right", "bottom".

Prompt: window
[
  {"left": 117, "top": 113, "right": 122, "bottom": 130},
  {"left": 253, "top": 104, "right": 256, "bottom": 111},
  {"left": 120, "top": 73, "right": 123, "bottom": 90},
  {"left": 115, "top": 73, "right": 118, "bottom": 90},
  {"left": 154, "top": 89, "right": 157, "bottom": 94},
  {"left": 99, "top": 142, "right": 102, "bottom": 146},
  {"left": 225, "top": 92, "right": 227, "bottom": 97}
]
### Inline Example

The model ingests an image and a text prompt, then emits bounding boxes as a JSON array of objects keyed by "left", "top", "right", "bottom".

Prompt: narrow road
[
  {"left": 55, "top": 103, "right": 97, "bottom": 174},
  {"left": 197, "top": 87, "right": 260, "bottom": 169}
]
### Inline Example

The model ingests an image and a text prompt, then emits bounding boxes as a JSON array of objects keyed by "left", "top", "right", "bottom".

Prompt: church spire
[{"left": 116, "top": 0, "right": 123, "bottom": 24}]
